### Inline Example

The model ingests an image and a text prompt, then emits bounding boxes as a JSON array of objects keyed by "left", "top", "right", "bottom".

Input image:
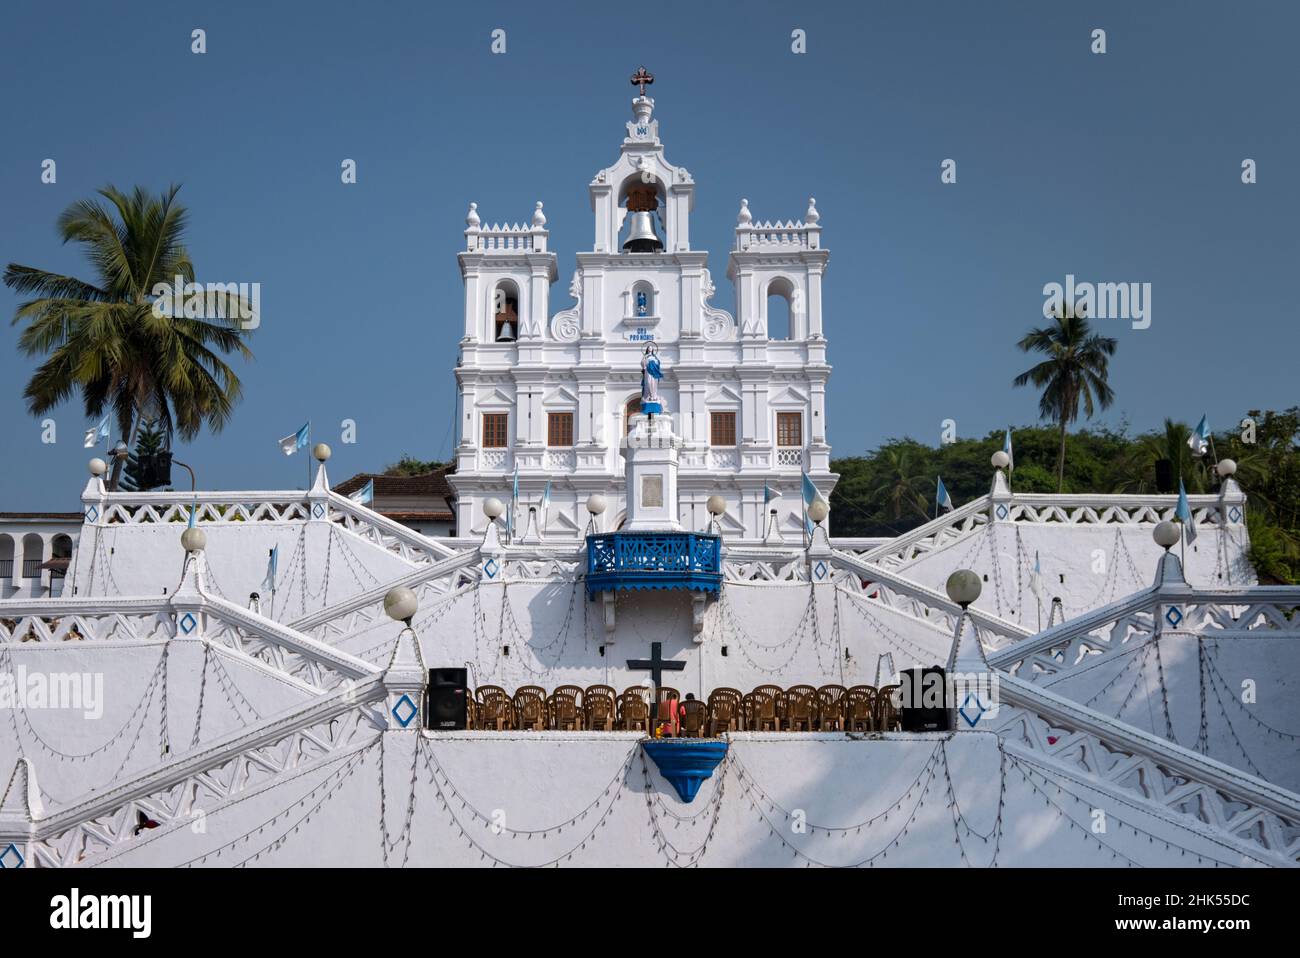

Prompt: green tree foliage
[
  {"left": 119, "top": 421, "right": 170, "bottom": 492},
  {"left": 829, "top": 413, "right": 1300, "bottom": 584},
  {"left": 383, "top": 455, "right": 450, "bottom": 477}
]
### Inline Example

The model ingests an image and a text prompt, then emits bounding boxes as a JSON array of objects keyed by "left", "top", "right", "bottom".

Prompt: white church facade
[{"left": 449, "top": 88, "right": 834, "bottom": 540}]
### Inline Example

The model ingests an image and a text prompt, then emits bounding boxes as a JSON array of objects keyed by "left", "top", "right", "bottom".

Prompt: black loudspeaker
[
  {"left": 1155, "top": 459, "right": 1174, "bottom": 493},
  {"left": 898, "top": 666, "right": 951, "bottom": 732},
  {"left": 425, "top": 668, "right": 468, "bottom": 730}
]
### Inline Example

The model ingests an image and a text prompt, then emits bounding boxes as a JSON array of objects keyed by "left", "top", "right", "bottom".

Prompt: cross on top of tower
[{"left": 630, "top": 66, "right": 654, "bottom": 96}]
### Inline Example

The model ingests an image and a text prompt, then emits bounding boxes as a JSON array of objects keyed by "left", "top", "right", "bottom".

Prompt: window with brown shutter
[
  {"left": 548, "top": 412, "right": 574, "bottom": 447},
  {"left": 482, "top": 413, "right": 509, "bottom": 448},
  {"left": 776, "top": 412, "right": 802, "bottom": 447},
  {"left": 710, "top": 411, "right": 737, "bottom": 447}
]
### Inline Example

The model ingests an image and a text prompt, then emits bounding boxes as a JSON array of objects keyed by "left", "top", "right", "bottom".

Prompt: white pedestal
[{"left": 622, "top": 413, "right": 684, "bottom": 531}]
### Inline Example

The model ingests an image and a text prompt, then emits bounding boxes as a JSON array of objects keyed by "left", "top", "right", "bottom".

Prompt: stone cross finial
[{"left": 630, "top": 66, "right": 654, "bottom": 96}]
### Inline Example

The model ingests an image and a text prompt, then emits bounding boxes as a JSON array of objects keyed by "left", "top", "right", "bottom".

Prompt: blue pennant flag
[
  {"left": 1003, "top": 428, "right": 1014, "bottom": 470},
  {"left": 349, "top": 478, "right": 374, "bottom": 506},
  {"left": 279, "top": 422, "right": 310, "bottom": 456},
  {"left": 1176, "top": 478, "right": 1198, "bottom": 544},
  {"left": 801, "top": 472, "right": 823, "bottom": 536},
  {"left": 764, "top": 482, "right": 777, "bottom": 506},
  {"left": 936, "top": 476, "right": 954, "bottom": 514},
  {"left": 1187, "top": 414, "right": 1210, "bottom": 458},
  {"left": 507, "top": 463, "right": 519, "bottom": 541}
]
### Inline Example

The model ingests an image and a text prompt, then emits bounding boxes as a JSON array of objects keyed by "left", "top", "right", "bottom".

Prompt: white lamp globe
[
  {"left": 807, "top": 498, "right": 830, "bottom": 524},
  {"left": 706, "top": 495, "right": 727, "bottom": 517},
  {"left": 89, "top": 458, "right": 107, "bottom": 477},
  {"left": 384, "top": 586, "right": 418, "bottom": 623},
  {"left": 1216, "top": 459, "right": 1237, "bottom": 478},
  {"left": 180, "top": 527, "right": 207, "bottom": 554},
  {"left": 991, "top": 450, "right": 1010, "bottom": 469},
  {"left": 1153, "top": 520, "right": 1181, "bottom": 550},
  {"left": 483, "top": 497, "right": 504, "bottom": 520},
  {"left": 312, "top": 442, "right": 331, "bottom": 462},
  {"left": 586, "top": 494, "right": 607, "bottom": 516},
  {"left": 945, "top": 569, "right": 982, "bottom": 608}
]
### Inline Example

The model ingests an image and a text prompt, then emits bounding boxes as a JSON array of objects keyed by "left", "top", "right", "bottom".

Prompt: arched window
[
  {"left": 624, "top": 396, "right": 642, "bottom": 436},
  {"left": 766, "top": 277, "right": 795, "bottom": 340},
  {"left": 51, "top": 534, "right": 73, "bottom": 582},
  {"left": 492, "top": 280, "right": 520, "bottom": 342},
  {"left": 21, "top": 534, "right": 43, "bottom": 579},
  {"left": 0, "top": 534, "right": 14, "bottom": 580},
  {"left": 630, "top": 281, "right": 655, "bottom": 318}
]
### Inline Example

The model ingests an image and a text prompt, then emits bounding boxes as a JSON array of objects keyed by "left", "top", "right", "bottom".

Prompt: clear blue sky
[{"left": 1, "top": 0, "right": 1296, "bottom": 508}]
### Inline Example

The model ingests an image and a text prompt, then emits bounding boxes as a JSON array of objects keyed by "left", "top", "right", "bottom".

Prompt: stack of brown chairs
[
  {"left": 743, "top": 689, "right": 780, "bottom": 731},
  {"left": 618, "top": 687, "right": 651, "bottom": 732},
  {"left": 782, "top": 686, "right": 818, "bottom": 732},
  {"left": 476, "top": 686, "right": 514, "bottom": 731},
  {"left": 547, "top": 688, "right": 583, "bottom": 730},
  {"left": 678, "top": 699, "right": 708, "bottom": 738},
  {"left": 754, "top": 684, "right": 784, "bottom": 726},
  {"left": 513, "top": 687, "right": 546, "bottom": 730},
  {"left": 584, "top": 685, "right": 616, "bottom": 731},
  {"left": 876, "top": 684, "right": 902, "bottom": 732},
  {"left": 816, "top": 685, "right": 848, "bottom": 732},
  {"left": 846, "top": 685, "right": 878, "bottom": 732},
  {"left": 707, "top": 688, "right": 743, "bottom": 737}
]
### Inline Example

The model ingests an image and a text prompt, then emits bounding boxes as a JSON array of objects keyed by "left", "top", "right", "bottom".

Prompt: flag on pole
[
  {"left": 1003, "top": 428, "right": 1014, "bottom": 470},
  {"left": 84, "top": 414, "right": 110, "bottom": 449},
  {"left": 1029, "top": 550, "right": 1044, "bottom": 599},
  {"left": 187, "top": 502, "right": 197, "bottom": 528},
  {"left": 541, "top": 477, "right": 551, "bottom": 530},
  {"left": 936, "top": 476, "right": 954, "bottom": 514},
  {"left": 1187, "top": 415, "right": 1210, "bottom": 458},
  {"left": 1176, "top": 478, "right": 1198, "bottom": 544},
  {"left": 348, "top": 479, "right": 374, "bottom": 506},
  {"left": 269, "top": 545, "right": 278, "bottom": 579},
  {"left": 801, "top": 472, "right": 822, "bottom": 536},
  {"left": 764, "top": 482, "right": 778, "bottom": 506},
  {"left": 278, "top": 422, "right": 310, "bottom": 456}
]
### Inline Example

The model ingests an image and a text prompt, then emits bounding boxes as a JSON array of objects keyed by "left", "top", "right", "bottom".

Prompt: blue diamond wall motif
[
  {"left": 814, "top": 560, "right": 827, "bottom": 580},
  {"left": 1165, "top": 606, "right": 1183, "bottom": 627},
  {"left": 312, "top": 503, "right": 326, "bottom": 519},
  {"left": 85, "top": 506, "right": 99, "bottom": 523},
  {"left": 0, "top": 843, "right": 24, "bottom": 868},
  {"left": 996, "top": 504, "right": 1008, "bottom": 520},
  {"left": 391, "top": 693, "right": 418, "bottom": 728},
  {"left": 484, "top": 558, "right": 499, "bottom": 579},
  {"left": 1229, "top": 506, "right": 1242, "bottom": 523},
  {"left": 179, "top": 613, "right": 197, "bottom": 634},
  {"left": 959, "top": 691, "right": 987, "bottom": 728}
]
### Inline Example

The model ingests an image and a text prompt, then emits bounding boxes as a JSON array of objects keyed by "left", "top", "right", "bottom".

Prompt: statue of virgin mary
[{"left": 640, "top": 344, "right": 663, "bottom": 416}]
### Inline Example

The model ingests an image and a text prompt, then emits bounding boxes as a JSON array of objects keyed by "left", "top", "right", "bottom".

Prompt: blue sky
[{"left": 1, "top": 0, "right": 1296, "bottom": 508}]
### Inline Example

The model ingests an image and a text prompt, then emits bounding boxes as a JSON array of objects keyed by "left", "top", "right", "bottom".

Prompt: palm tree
[
  {"left": 869, "top": 446, "right": 930, "bottom": 521},
  {"left": 4, "top": 185, "right": 253, "bottom": 488},
  {"left": 1013, "top": 306, "right": 1118, "bottom": 491},
  {"left": 1113, "top": 419, "right": 1210, "bottom": 494}
]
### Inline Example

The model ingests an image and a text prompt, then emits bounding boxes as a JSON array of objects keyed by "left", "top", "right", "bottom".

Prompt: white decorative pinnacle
[
  {"left": 465, "top": 202, "right": 480, "bottom": 228},
  {"left": 737, "top": 198, "right": 752, "bottom": 225},
  {"left": 532, "top": 201, "right": 546, "bottom": 228},
  {"left": 805, "top": 197, "right": 819, "bottom": 224}
]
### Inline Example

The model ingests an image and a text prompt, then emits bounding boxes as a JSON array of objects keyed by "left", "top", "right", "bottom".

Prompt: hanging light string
[
  {"left": 712, "top": 585, "right": 812, "bottom": 675},
  {"left": 837, "top": 586, "right": 948, "bottom": 663},
  {"left": 937, "top": 737, "right": 1006, "bottom": 867},
  {"left": 1005, "top": 751, "right": 1259, "bottom": 868},
  {"left": 420, "top": 738, "right": 636, "bottom": 838},
  {"left": 1196, "top": 644, "right": 1266, "bottom": 777},
  {"left": 176, "top": 742, "right": 374, "bottom": 867},
  {"left": 351, "top": 586, "right": 469, "bottom": 665},
  {"left": 328, "top": 525, "right": 382, "bottom": 589},
  {"left": 378, "top": 731, "right": 423, "bottom": 867},
  {"left": 189, "top": 643, "right": 212, "bottom": 749},
  {"left": 419, "top": 736, "right": 629, "bottom": 867},
  {"left": 1204, "top": 642, "right": 1300, "bottom": 739},
  {"left": 207, "top": 645, "right": 263, "bottom": 722},
  {"left": 641, "top": 750, "right": 727, "bottom": 867},
  {"left": 739, "top": 748, "right": 939, "bottom": 867}
]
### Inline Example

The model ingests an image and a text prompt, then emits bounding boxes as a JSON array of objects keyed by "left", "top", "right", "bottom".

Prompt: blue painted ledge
[{"left": 641, "top": 740, "right": 728, "bottom": 802}]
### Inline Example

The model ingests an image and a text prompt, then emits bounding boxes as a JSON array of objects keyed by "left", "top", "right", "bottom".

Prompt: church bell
[{"left": 623, "top": 185, "right": 664, "bottom": 253}]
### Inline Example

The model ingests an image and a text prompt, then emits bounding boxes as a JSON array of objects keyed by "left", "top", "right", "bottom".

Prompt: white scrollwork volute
[
  {"left": 549, "top": 271, "right": 582, "bottom": 342},
  {"left": 700, "top": 267, "right": 736, "bottom": 342}
]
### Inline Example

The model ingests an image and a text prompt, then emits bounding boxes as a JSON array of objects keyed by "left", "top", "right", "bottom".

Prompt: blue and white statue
[
  {"left": 640, "top": 344, "right": 663, "bottom": 416},
  {"left": 636, "top": 289, "right": 648, "bottom": 317}
]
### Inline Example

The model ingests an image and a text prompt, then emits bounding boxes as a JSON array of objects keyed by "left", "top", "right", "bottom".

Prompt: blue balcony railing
[{"left": 585, "top": 532, "right": 722, "bottom": 597}]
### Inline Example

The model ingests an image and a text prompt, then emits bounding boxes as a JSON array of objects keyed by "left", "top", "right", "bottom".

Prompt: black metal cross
[
  {"left": 626, "top": 641, "right": 684, "bottom": 722},
  {"left": 630, "top": 66, "right": 655, "bottom": 96}
]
